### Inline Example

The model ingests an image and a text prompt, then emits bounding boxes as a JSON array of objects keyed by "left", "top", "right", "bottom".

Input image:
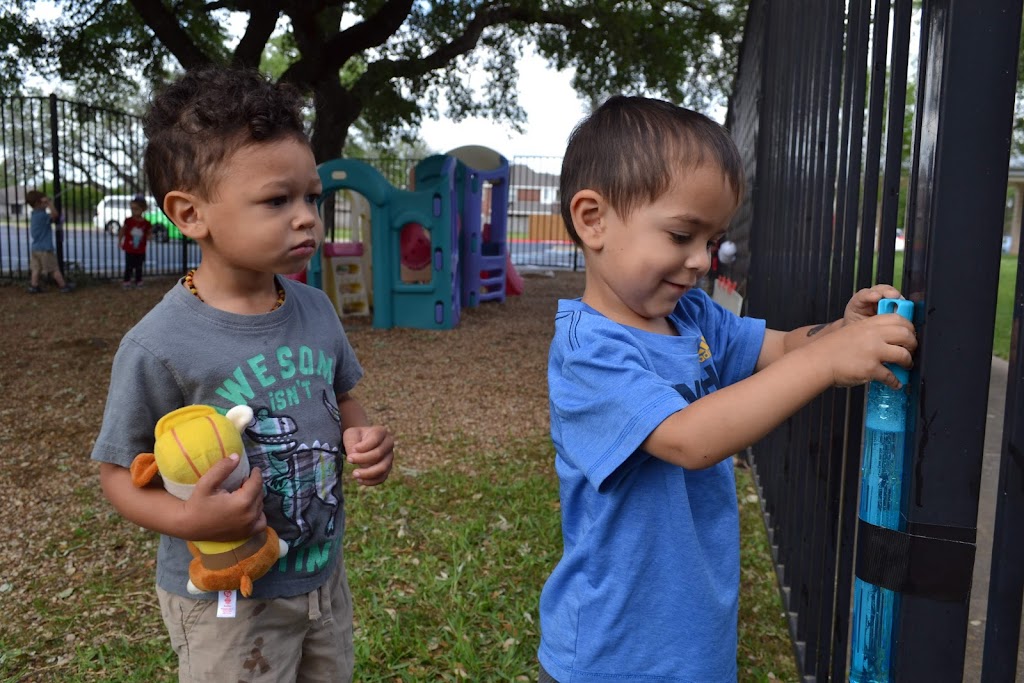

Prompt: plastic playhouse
[
  {"left": 429, "top": 145, "right": 513, "bottom": 307},
  {"left": 308, "top": 145, "right": 519, "bottom": 330},
  {"left": 314, "top": 157, "right": 461, "bottom": 330}
]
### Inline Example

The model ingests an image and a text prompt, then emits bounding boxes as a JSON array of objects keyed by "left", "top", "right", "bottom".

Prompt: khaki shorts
[
  {"left": 30, "top": 250, "right": 59, "bottom": 275},
  {"left": 156, "top": 560, "right": 354, "bottom": 683}
]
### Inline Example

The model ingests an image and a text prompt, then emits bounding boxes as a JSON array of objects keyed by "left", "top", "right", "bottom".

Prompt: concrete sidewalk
[{"left": 963, "top": 357, "right": 1020, "bottom": 682}]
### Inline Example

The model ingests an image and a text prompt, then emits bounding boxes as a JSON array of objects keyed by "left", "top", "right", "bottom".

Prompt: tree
[{"left": 14, "top": 1, "right": 746, "bottom": 163}]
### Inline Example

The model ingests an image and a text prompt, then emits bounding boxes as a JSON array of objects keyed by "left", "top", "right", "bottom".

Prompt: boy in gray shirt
[{"left": 91, "top": 67, "right": 394, "bottom": 682}]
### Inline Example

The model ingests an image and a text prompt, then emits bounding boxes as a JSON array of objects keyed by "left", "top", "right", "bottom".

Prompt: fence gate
[{"left": 728, "top": 0, "right": 1024, "bottom": 680}]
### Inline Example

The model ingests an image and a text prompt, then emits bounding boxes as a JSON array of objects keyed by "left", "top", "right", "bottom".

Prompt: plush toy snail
[{"left": 130, "top": 404, "right": 287, "bottom": 597}]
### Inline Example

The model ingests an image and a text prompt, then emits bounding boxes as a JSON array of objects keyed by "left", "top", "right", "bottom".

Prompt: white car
[{"left": 94, "top": 194, "right": 158, "bottom": 235}]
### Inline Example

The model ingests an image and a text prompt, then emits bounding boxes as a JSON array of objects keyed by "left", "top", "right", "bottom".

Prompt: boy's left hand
[
  {"left": 343, "top": 425, "right": 394, "bottom": 486},
  {"left": 845, "top": 284, "right": 903, "bottom": 324}
]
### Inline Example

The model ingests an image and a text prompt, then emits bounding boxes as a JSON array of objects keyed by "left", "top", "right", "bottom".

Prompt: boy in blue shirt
[
  {"left": 537, "top": 96, "right": 917, "bottom": 682},
  {"left": 26, "top": 189, "right": 73, "bottom": 293}
]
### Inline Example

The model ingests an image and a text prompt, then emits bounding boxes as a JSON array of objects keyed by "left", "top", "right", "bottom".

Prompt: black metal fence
[
  {"left": 0, "top": 95, "right": 577, "bottom": 282},
  {"left": 728, "top": 0, "right": 1024, "bottom": 680}
]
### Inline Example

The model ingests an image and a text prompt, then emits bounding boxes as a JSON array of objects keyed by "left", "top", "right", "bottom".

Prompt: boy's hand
[
  {"left": 811, "top": 313, "right": 917, "bottom": 389},
  {"left": 845, "top": 284, "right": 903, "bottom": 324},
  {"left": 344, "top": 425, "right": 394, "bottom": 486},
  {"left": 179, "top": 454, "right": 267, "bottom": 541}
]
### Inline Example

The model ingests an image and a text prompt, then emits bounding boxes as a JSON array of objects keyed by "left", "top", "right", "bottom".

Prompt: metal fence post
[
  {"left": 48, "top": 94, "right": 64, "bottom": 274},
  {"left": 894, "top": 0, "right": 1023, "bottom": 679}
]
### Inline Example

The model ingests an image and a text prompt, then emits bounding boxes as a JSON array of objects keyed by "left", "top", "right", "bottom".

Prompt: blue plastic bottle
[{"left": 849, "top": 298, "right": 914, "bottom": 683}]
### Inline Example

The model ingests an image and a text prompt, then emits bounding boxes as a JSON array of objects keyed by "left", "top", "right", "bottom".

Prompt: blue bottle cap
[{"left": 877, "top": 298, "right": 914, "bottom": 384}]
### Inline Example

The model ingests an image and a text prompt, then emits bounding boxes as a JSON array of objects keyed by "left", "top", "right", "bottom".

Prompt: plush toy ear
[
  {"left": 130, "top": 453, "right": 160, "bottom": 488},
  {"left": 225, "top": 405, "right": 254, "bottom": 433}
]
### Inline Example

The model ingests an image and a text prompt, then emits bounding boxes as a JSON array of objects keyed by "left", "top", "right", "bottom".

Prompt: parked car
[{"left": 95, "top": 194, "right": 178, "bottom": 242}]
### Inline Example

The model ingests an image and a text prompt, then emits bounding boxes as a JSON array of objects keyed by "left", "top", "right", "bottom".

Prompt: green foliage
[
  {"left": 11, "top": 1, "right": 747, "bottom": 161},
  {"left": 0, "top": 1, "right": 47, "bottom": 96}
]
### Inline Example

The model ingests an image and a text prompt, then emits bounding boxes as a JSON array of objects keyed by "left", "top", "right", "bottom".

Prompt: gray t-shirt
[{"left": 91, "top": 277, "right": 364, "bottom": 599}]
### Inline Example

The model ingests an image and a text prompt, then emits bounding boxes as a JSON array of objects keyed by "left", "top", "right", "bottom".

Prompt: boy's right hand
[
  {"left": 178, "top": 454, "right": 267, "bottom": 542},
  {"left": 809, "top": 313, "right": 917, "bottom": 389}
]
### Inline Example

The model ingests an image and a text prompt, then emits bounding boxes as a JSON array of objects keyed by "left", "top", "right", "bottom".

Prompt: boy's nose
[
  {"left": 295, "top": 204, "right": 321, "bottom": 230},
  {"left": 685, "top": 247, "right": 712, "bottom": 273}
]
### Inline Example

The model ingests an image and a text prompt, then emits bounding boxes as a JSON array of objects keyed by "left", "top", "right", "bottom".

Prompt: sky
[{"left": 418, "top": 48, "right": 589, "bottom": 161}]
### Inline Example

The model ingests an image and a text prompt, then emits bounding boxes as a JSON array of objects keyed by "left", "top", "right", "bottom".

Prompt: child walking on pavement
[{"left": 26, "top": 189, "right": 73, "bottom": 294}]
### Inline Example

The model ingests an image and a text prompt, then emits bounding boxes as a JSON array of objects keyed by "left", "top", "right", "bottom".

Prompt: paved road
[
  {"left": 0, "top": 223, "right": 200, "bottom": 279},
  {"left": 1, "top": 225, "right": 580, "bottom": 279}
]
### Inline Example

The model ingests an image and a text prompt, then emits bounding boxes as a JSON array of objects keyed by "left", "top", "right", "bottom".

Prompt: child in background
[
  {"left": 118, "top": 194, "right": 152, "bottom": 289},
  {"left": 537, "top": 96, "right": 916, "bottom": 682},
  {"left": 26, "top": 189, "right": 73, "bottom": 293},
  {"left": 91, "top": 67, "right": 394, "bottom": 683}
]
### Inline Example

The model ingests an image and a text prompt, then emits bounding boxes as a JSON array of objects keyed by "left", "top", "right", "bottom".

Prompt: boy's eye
[
  {"left": 669, "top": 233, "right": 690, "bottom": 245},
  {"left": 306, "top": 193, "right": 321, "bottom": 204},
  {"left": 267, "top": 196, "right": 288, "bottom": 207}
]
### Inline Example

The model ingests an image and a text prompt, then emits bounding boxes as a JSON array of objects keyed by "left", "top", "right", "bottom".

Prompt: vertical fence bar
[
  {"left": 875, "top": 0, "right": 913, "bottom": 288},
  {"left": 809, "top": 2, "right": 849, "bottom": 678},
  {"left": 894, "top": 0, "right": 1022, "bottom": 678},
  {"left": 786, "top": 2, "right": 815, "bottom": 666}
]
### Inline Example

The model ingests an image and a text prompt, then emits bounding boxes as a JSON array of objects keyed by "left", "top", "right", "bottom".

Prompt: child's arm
[
  {"left": 337, "top": 391, "right": 394, "bottom": 486},
  {"left": 98, "top": 455, "right": 268, "bottom": 541},
  {"left": 642, "top": 311, "right": 915, "bottom": 470},
  {"left": 756, "top": 284, "right": 902, "bottom": 369}
]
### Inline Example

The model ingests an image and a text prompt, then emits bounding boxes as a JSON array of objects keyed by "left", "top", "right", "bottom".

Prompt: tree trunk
[{"left": 309, "top": 78, "right": 361, "bottom": 163}]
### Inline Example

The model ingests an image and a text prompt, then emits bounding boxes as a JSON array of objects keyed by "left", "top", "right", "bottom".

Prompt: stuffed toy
[{"left": 130, "top": 404, "right": 287, "bottom": 597}]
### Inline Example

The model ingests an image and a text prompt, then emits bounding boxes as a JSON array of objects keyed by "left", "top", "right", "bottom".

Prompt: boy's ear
[
  {"left": 569, "top": 189, "right": 608, "bottom": 250},
  {"left": 162, "top": 191, "right": 208, "bottom": 240}
]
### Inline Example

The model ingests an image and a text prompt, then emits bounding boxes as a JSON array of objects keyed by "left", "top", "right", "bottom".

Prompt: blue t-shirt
[
  {"left": 538, "top": 288, "right": 766, "bottom": 683},
  {"left": 29, "top": 208, "right": 54, "bottom": 252}
]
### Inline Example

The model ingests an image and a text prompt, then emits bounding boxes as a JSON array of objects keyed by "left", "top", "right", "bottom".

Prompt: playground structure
[
  {"left": 310, "top": 145, "right": 517, "bottom": 330},
  {"left": 313, "top": 156, "right": 461, "bottom": 330},
  {"left": 438, "top": 145, "right": 513, "bottom": 307}
]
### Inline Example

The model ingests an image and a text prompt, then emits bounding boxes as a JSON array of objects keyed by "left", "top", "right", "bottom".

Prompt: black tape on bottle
[{"left": 855, "top": 518, "right": 975, "bottom": 602}]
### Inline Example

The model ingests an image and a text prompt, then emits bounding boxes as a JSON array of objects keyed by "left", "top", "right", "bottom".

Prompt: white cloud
[{"left": 419, "top": 48, "right": 588, "bottom": 160}]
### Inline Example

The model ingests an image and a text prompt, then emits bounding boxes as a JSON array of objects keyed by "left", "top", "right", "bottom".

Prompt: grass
[
  {"left": 888, "top": 252, "right": 1017, "bottom": 359},
  {"left": 0, "top": 433, "right": 797, "bottom": 682}
]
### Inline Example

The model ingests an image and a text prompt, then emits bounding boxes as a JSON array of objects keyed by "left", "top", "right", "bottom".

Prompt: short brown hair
[
  {"left": 559, "top": 96, "right": 744, "bottom": 247},
  {"left": 25, "top": 190, "right": 46, "bottom": 208},
  {"left": 143, "top": 67, "right": 309, "bottom": 210}
]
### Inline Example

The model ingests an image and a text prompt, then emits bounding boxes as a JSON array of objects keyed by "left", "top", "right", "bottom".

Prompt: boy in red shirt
[{"left": 119, "top": 195, "right": 152, "bottom": 289}]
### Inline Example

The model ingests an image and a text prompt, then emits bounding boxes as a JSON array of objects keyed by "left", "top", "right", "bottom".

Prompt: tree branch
[
  {"left": 231, "top": 6, "right": 281, "bottom": 67},
  {"left": 354, "top": 4, "right": 585, "bottom": 98},
  {"left": 279, "top": 0, "right": 413, "bottom": 87},
  {"left": 324, "top": 0, "right": 414, "bottom": 63},
  {"left": 127, "top": 0, "right": 214, "bottom": 70}
]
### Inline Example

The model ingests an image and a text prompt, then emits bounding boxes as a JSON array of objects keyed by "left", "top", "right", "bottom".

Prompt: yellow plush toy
[{"left": 129, "top": 404, "right": 288, "bottom": 597}]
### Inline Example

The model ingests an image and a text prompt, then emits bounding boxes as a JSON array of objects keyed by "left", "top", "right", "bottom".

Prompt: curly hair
[
  {"left": 559, "top": 96, "right": 744, "bottom": 248},
  {"left": 143, "top": 67, "right": 308, "bottom": 210}
]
